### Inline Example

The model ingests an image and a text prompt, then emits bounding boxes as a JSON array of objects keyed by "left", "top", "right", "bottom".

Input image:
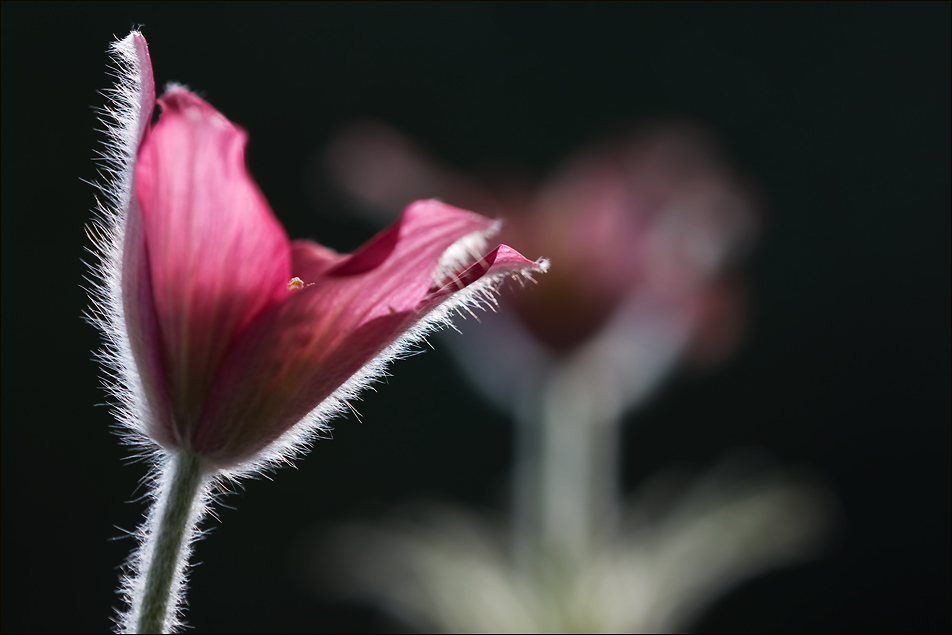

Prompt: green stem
[
  {"left": 136, "top": 451, "right": 204, "bottom": 634},
  {"left": 513, "top": 362, "right": 624, "bottom": 572}
]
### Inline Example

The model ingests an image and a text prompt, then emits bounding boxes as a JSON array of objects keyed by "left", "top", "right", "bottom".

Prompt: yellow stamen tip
[{"left": 288, "top": 277, "right": 305, "bottom": 292}]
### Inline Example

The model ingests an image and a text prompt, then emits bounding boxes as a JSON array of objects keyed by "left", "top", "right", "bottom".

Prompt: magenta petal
[
  {"left": 318, "top": 199, "right": 498, "bottom": 319},
  {"left": 123, "top": 195, "right": 175, "bottom": 446},
  {"left": 421, "top": 244, "right": 541, "bottom": 311},
  {"left": 192, "top": 201, "right": 507, "bottom": 466},
  {"left": 113, "top": 32, "right": 171, "bottom": 443},
  {"left": 289, "top": 240, "right": 348, "bottom": 280},
  {"left": 126, "top": 32, "right": 155, "bottom": 148},
  {"left": 133, "top": 87, "right": 292, "bottom": 439}
]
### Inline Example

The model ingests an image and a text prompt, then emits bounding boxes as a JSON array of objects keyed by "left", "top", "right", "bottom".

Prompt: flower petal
[
  {"left": 123, "top": 196, "right": 175, "bottom": 446},
  {"left": 109, "top": 31, "right": 171, "bottom": 443},
  {"left": 118, "top": 31, "right": 155, "bottom": 150},
  {"left": 193, "top": 201, "right": 525, "bottom": 466},
  {"left": 133, "top": 88, "right": 292, "bottom": 440}
]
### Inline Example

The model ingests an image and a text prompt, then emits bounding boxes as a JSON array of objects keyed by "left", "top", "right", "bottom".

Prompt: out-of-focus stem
[
  {"left": 135, "top": 451, "right": 205, "bottom": 634},
  {"left": 539, "top": 370, "right": 596, "bottom": 559},
  {"left": 513, "top": 362, "right": 624, "bottom": 571}
]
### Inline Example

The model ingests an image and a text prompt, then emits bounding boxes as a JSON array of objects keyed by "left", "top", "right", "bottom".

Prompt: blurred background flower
[
  {"left": 326, "top": 119, "right": 757, "bottom": 363},
  {"left": 313, "top": 118, "right": 834, "bottom": 632},
  {"left": 1, "top": 3, "right": 948, "bottom": 633}
]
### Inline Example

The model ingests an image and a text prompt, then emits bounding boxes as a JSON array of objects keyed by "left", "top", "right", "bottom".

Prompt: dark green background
[{"left": 2, "top": 2, "right": 949, "bottom": 632}]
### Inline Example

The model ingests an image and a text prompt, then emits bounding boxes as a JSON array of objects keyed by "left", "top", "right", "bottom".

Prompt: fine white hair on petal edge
[
  {"left": 86, "top": 31, "right": 155, "bottom": 447},
  {"left": 218, "top": 230, "right": 548, "bottom": 480}
]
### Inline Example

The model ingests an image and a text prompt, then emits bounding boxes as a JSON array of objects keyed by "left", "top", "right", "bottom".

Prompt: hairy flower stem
[{"left": 136, "top": 451, "right": 205, "bottom": 634}]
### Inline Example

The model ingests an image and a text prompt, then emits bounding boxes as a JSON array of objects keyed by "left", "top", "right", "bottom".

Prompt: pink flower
[
  {"left": 326, "top": 121, "right": 758, "bottom": 369},
  {"left": 101, "top": 33, "right": 544, "bottom": 472},
  {"left": 499, "top": 124, "right": 758, "bottom": 363}
]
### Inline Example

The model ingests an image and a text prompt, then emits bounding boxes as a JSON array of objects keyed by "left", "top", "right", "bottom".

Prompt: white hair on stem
[{"left": 115, "top": 453, "right": 213, "bottom": 634}]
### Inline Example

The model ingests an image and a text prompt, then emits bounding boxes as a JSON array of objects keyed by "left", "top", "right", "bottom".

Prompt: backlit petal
[
  {"left": 193, "top": 201, "right": 515, "bottom": 466},
  {"left": 134, "top": 88, "right": 291, "bottom": 439}
]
